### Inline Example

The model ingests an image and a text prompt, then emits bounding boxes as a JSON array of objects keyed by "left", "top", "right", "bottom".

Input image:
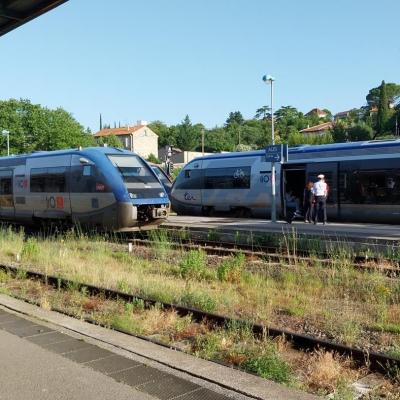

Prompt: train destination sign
[{"left": 265, "top": 144, "right": 288, "bottom": 163}]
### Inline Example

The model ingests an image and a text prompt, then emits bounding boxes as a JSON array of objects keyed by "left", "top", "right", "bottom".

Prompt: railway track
[
  {"left": 1, "top": 262, "right": 398, "bottom": 376},
  {"left": 129, "top": 237, "right": 400, "bottom": 277}
]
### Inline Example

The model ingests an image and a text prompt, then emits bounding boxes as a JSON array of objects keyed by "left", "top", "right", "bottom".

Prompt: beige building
[
  {"left": 158, "top": 146, "right": 213, "bottom": 164},
  {"left": 94, "top": 122, "right": 158, "bottom": 158}
]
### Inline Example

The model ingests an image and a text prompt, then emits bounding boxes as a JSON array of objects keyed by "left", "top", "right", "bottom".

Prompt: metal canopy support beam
[
  {"left": 0, "top": 0, "right": 68, "bottom": 37},
  {"left": 0, "top": 6, "right": 24, "bottom": 21}
]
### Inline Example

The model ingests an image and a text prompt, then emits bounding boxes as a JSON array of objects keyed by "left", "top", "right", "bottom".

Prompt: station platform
[
  {"left": 163, "top": 216, "right": 400, "bottom": 244},
  {"left": 0, "top": 295, "right": 318, "bottom": 400}
]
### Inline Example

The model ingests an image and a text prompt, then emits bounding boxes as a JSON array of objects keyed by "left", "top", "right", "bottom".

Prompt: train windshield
[
  {"left": 152, "top": 166, "right": 171, "bottom": 184},
  {"left": 108, "top": 155, "right": 160, "bottom": 185}
]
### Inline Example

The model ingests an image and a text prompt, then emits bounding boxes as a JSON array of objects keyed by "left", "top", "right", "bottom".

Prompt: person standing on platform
[
  {"left": 313, "top": 174, "right": 328, "bottom": 225},
  {"left": 303, "top": 181, "right": 314, "bottom": 223}
]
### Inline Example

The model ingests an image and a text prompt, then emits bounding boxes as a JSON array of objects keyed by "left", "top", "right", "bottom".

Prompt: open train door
[
  {"left": 306, "top": 162, "right": 339, "bottom": 220},
  {"left": 0, "top": 170, "right": 15, "bottom": 220}
]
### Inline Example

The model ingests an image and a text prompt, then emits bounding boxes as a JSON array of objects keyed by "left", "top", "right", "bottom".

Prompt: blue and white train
[
  {"left": 171, "top": 140, "right": 400, "bottom": 223},
  {"left": 0, "top": 147, "right": 170, "bottom": 231}
]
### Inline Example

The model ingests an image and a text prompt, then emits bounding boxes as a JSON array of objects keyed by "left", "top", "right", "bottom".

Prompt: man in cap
[{"left": 312, "top": 174, "right": 328, "bottom": 225}]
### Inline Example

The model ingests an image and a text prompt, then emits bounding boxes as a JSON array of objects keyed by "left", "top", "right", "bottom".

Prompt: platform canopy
[{"left": 0, "top": 0, "right": 67, "bottom": 37}]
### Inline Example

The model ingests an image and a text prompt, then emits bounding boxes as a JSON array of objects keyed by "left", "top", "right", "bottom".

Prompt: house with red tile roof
[
  {"left": 305, "top": 108, "right": 329, "bottom": 119},
  {"left": 300, "top": 121, "right": 334, "bottom": 136},
  {"left": 94, "top": 122, "right": 158, "bottom": 158}
]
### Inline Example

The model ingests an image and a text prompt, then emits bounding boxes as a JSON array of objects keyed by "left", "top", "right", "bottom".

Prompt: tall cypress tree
[{"left": 376, "top": 80, "right": 389, "bottom": 136}]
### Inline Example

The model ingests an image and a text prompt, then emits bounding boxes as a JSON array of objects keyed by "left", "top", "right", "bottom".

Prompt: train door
[
  {"left": 306, "top": 162, "right": 339, "bottom": 220},
  {"left": 282, "top": 165, "right": 306, "bottom": 219},
  {"left": 27, "top": 155, "right": 72, "bottom": 219},
  {"left": 0, "top": 170, "right": 15, "bottom": 219}
]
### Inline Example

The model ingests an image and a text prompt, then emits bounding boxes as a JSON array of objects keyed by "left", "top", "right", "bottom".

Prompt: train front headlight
[
  {"left": 159, "top": 192, "right": 166, "bottom": 197},
  {"left": 129, "top": 193, "right": 137, "bottom": 199}
]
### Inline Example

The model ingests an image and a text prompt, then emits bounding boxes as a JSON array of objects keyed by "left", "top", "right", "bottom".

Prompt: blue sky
[{"left": 0, "top": 0, "right": 399, "bottom": 132}]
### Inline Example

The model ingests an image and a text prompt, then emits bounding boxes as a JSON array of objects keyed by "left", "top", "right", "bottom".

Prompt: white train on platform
[{"left": 170, "top": 140, "right": 400, "bottom": 223}]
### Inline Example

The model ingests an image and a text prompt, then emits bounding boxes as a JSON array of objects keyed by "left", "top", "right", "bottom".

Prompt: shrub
[
  {"left": 193, "top": 332, "right": 221, "bottom": 359},
  {"left": 21, "top": 238, "right": 40, "bottom": 260},
  {"left": 179, "top": 250, "right": 208, "bottom": 280},
  {"left": 217, "top": 253, "right": 245, "bottom": 283},
  {"left": 180, "top": 290, "right": 216, "bottom": 312},
  {"left": 242, "top": 347, "right": 292, "bottom": 384},
  {"left": 117, "top": 279, "right": 131, "bottom": 293}
]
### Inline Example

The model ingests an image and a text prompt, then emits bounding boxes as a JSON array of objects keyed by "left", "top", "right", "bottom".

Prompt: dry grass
[
  {"left": 2, "top": 274, "right": 400, "bottom": 396},
  {"left": 305, "top": 351, "right": 358, "bottom": 392},
  {"left": 0, "top": 227, "right": 399, "bottom": 357}
]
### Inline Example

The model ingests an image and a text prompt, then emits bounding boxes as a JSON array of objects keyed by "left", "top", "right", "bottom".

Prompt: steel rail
[
  {"left": 0, "top": 262, "right": 398, "bottom": 375},
  {"left": 129, "top": 238, "right": 400, "bottom": 277},
  {"left": 144, "top": 226, "right": 400, "bottom": 260}
]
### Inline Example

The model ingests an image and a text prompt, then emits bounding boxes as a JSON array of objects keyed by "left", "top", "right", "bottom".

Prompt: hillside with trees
[
  {"left": 1, "top": 81, "right": 399, "bottom": 156},
  {"left": 150, "top": 81, "right": 400, "bottom": 152}
]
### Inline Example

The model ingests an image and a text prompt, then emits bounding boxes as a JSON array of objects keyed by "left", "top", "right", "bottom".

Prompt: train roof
[
  {"left": 188, "top": 139, "right": 400, "bottom": 163},
  {"left": 0, "top": 146, "right": 135, "bottom": 162}
]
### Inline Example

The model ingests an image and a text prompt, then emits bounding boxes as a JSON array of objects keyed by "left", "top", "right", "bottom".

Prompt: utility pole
[
  {"left": 201, "top": 128, "right": 205, "bottom": 156},
  {"left": 263, "top": 74, "right": 276, "bottom": 222},
  {"left": 2, "top": 130, "right": 9, "bottom": 156}
]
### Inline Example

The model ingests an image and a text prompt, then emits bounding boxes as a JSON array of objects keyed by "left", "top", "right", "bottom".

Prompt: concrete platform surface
[
  {"left": 0, "top": 329, "right": 154, "bottom": 400},
  {"left": 0, "top": 295, "right": 320, "bottom": 400},
  {"left": 164, "top": 216, "right": 400, "bottom": 242}
]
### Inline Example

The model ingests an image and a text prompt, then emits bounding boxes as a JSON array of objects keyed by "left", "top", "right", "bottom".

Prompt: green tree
[
  {"left": 376, "top": 80, "right": 390, "bottom": 136},
  {"left": 96, "top": 134, "right": 122, "bottom": 148},
  {"left": 274, "top": 106, "right": 308, "bottom": 142},
  {"left": 0, "top": 98, "right": 93, "bottom": 155},
  {"left": 288, "top": 131, "right": 333, "bottom": 146},
  {"left": 331, "top": 121, "right": 348, "bottom": 142},
  {"left": 148, "top": 120, "right": 176, "bottom": 147},
  {"left": 254, "top": 106, "right": 271, "bottom": 120},
  {"left": 205, "top": 127, "right": 236, "bottom": 152},
  {"left": 146, "top": 153, "right": 161, "bottom": 163},
  {"left": 347, "top": 123, "right": 373, "bottom": 141},
  {"left": 175, "top": 115, "right": 200, "bottom": 151},
  {"left": 366, "top": 82, "right": 400, "bottom": 108},
  {"left": 225, "top": 111, "right": 244, "bottom": 127}
]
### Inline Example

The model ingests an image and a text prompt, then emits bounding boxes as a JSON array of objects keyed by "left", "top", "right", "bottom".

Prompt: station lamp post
[
  {"left": 1, "top": 130, "right": 10, "bottom": 156},
  {"left": 262, "top": 74, "right": 276, "bottom": 222}
]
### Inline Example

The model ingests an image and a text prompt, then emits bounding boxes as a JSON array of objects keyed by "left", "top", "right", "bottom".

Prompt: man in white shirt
[{"left": 312, "top": 174, "right": 328, "bottom": 225}]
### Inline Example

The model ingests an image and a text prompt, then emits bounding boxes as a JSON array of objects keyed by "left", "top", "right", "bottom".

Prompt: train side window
[
  {"left": 175, "top": 169, "right": 203, "bottom": 190},
  {"left": 351, "top": 170, "right": 400, "bottom": 205},
  {"left": 205, "top": 167, "right": 251, "bottom": 190},
  {"left": 0, "top": 177, "right": 12, "bottom": 195},
  {"left": 30, "top": 167, "right": 66, "bottom": 193}
]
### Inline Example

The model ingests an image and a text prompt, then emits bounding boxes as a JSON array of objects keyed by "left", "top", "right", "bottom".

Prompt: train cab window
[
  {"left": 83, "top": 166, "right": 92, "bottom": 176},
  {"left": 174, "top": 169, "right": 203, "bottom": 190},
  {"left": 108, "top": 155, "right": 159, "bottom": 185},
  {"left": 30, "top": 167, "right": 66, "bottom": 193}
]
